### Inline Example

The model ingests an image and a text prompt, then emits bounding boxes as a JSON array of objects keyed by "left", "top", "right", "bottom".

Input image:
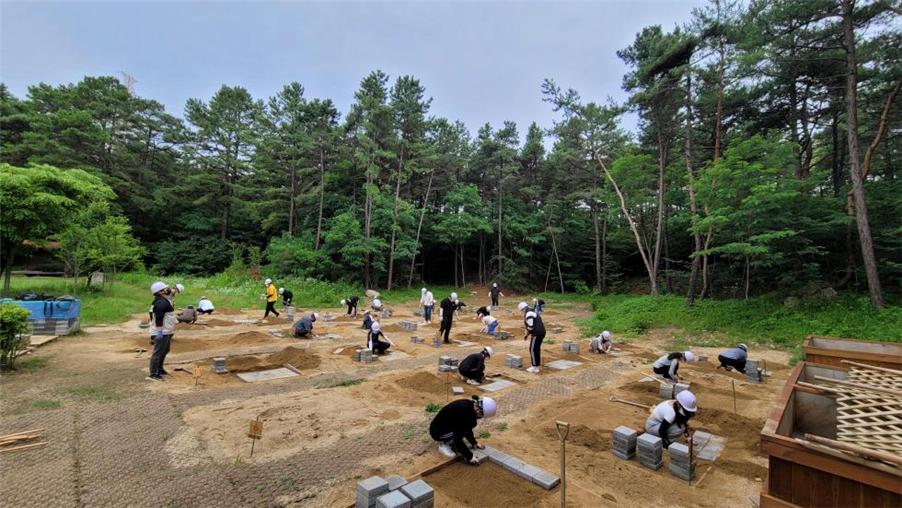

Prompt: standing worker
[
  {"left": 718, "top": 344, "right": 748, "bottom": 373},
  {"left": 197, "top": 296, "right": 215, "bottom": 315},
  {"left": 489, "top": 283, "right": 503, "bottom": 308},
  {"left": 341, "top": 296, "right": 360, "bottom": 317},
  {"left": 367, "top": 321, "right": 394, "bottom": 354},
  {"left": 652, "top": 351, "right": 696, "bottom": 383},
  {"left": 279, "top": 287, "right": 294, "bottom": 307},
  {"left": 147, "top": 282, "right": 175, "bottom": 381},
  {"left": 518, "top": 301, "right": 546, "bottom": 373},
  {"left": 592, "top": 330, "right": 613, "bottom": 354},
  {"left": 292, "top": 313, "right": 319, "bottom": 339},
  {"left": 262, "top": 278, "right": 280, "bottom": 319},
  {"left": 458, "top": 347, "right": 493, "bottom": 385},
  {"left": 645, "top": 391, "right": 698, "bottom": 449},
  {"left": 420, "top": 288, "right": 435, "bottom": 324},
  {"left": 437, "top": 292, "right": 458, "bottom": 344},
  {"left": 429, "top": 396, "right": 497, "bottom": 463}
]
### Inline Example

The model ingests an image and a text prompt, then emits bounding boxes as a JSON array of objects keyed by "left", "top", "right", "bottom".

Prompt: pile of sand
[
  {"left": 396, "top": 371, "right": 455, "bottom": 395},
  {"left": 203, "top": 318, "right": 235, "bottom": 327},
  {"left": 425, "top": 462, "right": 554, "bottom": 506},
  {"left": 268, "top": 346, "right": 321, "bottom": 370}
]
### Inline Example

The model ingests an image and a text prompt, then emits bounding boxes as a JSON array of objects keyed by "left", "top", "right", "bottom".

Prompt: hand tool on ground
[
  {"left": 609, "top": 396, "right": 651, "bottom": 410},
  {"left": 556, "top": 420, "right": 570, "bottom": 508}
]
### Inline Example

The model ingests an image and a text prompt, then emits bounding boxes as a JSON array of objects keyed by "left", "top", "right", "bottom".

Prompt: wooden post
[
  {"left": 556, "top": 421, "right": 570, "bottom": 508},
  {"left": 248, "top": 417, "right": 263, "bottom": 458},
  {"left": 731, "top": 380, "right": 737, "bottom": 413},
  {"left": 688, "top": 429, "right": 694, "bottom": 486}
]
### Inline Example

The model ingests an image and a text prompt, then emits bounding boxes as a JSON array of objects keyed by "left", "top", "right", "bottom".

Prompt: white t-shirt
[
  {"left": 482, "top": 315, "right": 497, "bottom": 326},
  {"left": 422, "top": 292, "right": 435, "bottom": 306},
  {"left": 649, "top": 400, "right": 677, "bottom": 425},
  {"left": 198, "top": 299, "right": 214, "bottom": 312},
  {"left": 653, "top": 354, "right": 679, "bottom": 377}
]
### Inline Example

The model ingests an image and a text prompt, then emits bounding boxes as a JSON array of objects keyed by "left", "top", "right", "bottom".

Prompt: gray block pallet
[
  {"left": 668, "top": 442, "right": 694, "bottom": 481},
  {"left": 357, "top": 476, "right": 390, "bottom": 508},
  {"left": 482, "top": 446, "right": 560, "bottom": 490},
  {"left": 612, "top": 426, "right": 637, "bottom": 460},
  {"left": 437, "top": 364, "right": 457, "bottom": 373},
  {"left": 505, "top": 354, "right": 523, "bottom": 369},
  {"left": 386, "top": 475, "right": 408, "bottom": 491},
  {"left": 375, "top": 490, "right": 411, "bottom": 508},
  {"left": 356, "top": 349, "right": 375, "bottom": 363},
  {"left": 358, "top": 476, "right": 433, "bottom": 508},
  {"left": 212, "top": 357, "right": 228, "bottom": 374},
  {"left": 400, "top": 480, "right": 434, "bottom": 508},
  {"left": 410, "top": 336, "right": 424, "bottom": 344},
  {"left": 398, "top": 321, "right": 418, "bottom": 331},
  {"left": 637, "top": 433, "right": 663, "bottom": 470}
]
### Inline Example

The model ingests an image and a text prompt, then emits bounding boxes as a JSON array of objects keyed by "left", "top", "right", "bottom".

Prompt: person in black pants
[
  {"left": 279, "top": 288, "right": 293, "bottom": 307},
  {"left": 342, "top": 296, "right": 359, "bottom": 317},
  {"left": 518, "top": 301, "right": 546, "bottom": 373},
  {"left": 429, "top": 396, "right": 497, "bottom": 464},
  {"left": 437, "top": 292, "right": 458, "bottom": 344},
  {"left": 489, "top": 283, "right": 503, "bottom": 307},
  {"left": 147, "top": 281, "right": 175, "bottom": 382},
  {"left": 458, "top": 347, "right": 494, "bottom": 385},
  {"left": 367, "top": 322, "right": 394, "bottom": 354}
]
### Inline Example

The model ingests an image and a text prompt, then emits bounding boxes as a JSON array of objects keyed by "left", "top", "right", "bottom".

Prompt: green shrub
[
  {"left": 0, "top": 304, "right": 31, "bottom": 370},
  {"left": 425, "top": 403, "right": 442, "bottom": 413}
]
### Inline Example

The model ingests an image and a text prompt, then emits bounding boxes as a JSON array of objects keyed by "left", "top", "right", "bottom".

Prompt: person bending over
[
  {"left": 292, "top": 313, "right": 319, "bottom": 338},
  {"left": 367, "top": 322, "right": 394, "bottom": 354},
  {"left": 592, "top": 330, "right": 613, "bottom": 354},
  {"left": 475, "top": 306, "right": 490, "bottom": 319},
  {"left": 279, "top": 287, "right": 293, "bottom": 307},
  {"left": 645, "top": 391, "right": 698, "bottom": 448},
  {"left": 429, "top": 396, "right": 497, "bottom": 464},
  {"left": 197, "top": 296, "right": 215, "bottom": 315},
  {"left": 458, "top": 347, "right": 493, "bottom": 385},
  {"left": 176, "top": 306, "right": 198, "bottom": 324},
  {"left": 718, "top": 344, "right": 748, "bottom": 373},
  {"left": 341, "top": 296, "right": 359, "bottom": 317},
  {"left": 480, "top": 315, "right": 500, "bottom": 336},
  {"left": 652, "top": 351, "right": 696, "bottom": 383}
]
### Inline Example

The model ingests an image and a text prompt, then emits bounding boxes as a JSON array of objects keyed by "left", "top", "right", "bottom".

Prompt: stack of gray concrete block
[
  {"left": 561, "top": 340, "right": 581, "bottom": 354},
  {"left": 562, "top": 340, "right": 572, "bottom": 352},
  {"left": 659, "top": 382, "right": 691, "bottom": 399},
  {"left": 482, "top": 446, "right": 560, "bottom": 490},
  {"left": 438, "top": 355, "right": 458, "bottom": 373},
  {"left": 697, "top": 354, "right": 708, "bottom": 362},
  {"left": 494, "top": 331, "right": 512, "bottom": 340},
  {"left": 637, "top": 433, "right": 663, "bottom": 470},
  {"left": 612, "top": 426, "right": 637, "bottom": 460},
  {"left": 410, "top": 336, "right": 424, "bottom": 344},
  {"left": 380, "top": 309, "right": 393, "bottom": 318},
  {"left": 356, "top": 349, "right": 375, "bottom": 363},
  {"left": 413, "top": 309, "right": 423, "bottom": 317},
  {"left": 399, "top": 480, "right": 434, "bottom": 508},
  {"left": 668, "top": 442, "right": 694, "bottom": 481},
  {"left": 746, "top": 359, "right": 762, "bottom": 383},
  {"left": 432, "top": 337, "right": 443, "bottom": 347},
  {"left": 212, "top": 357, "right": 228, "bottom": 374},
  {"left": 357, "top": 476, "right": 389, "bottom": 508},
  {"left": 505, "top": 354, "right": 523, "bottom": 369},
  {"left": 398, "top": 321, "right": 418, "bottom": 331},
  {"left": 358, "top": 476, "right": 436, "bottom": 508}
]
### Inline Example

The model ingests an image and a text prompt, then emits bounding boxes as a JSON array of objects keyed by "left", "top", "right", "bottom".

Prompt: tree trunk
[
  {"left": 831, "top": 106, "right": 843, "bottom": 197},
  {"left": 862, "top": 79, "right": 901, "bottom": 180},
  {"left": 744, "top": 255, "right": 750, "bottom": 300},
  {"left": 407, "top": 168, "right": 435, "bottom": 288},
  {"left": 544, "top": 252, "right": 554, "bottom": 292},
  {"left": 650, "top": 135, "right": 667, "bottom": 296},
  {"left": 288, "top": 164, "right": 297, "bottom": 236},
  {"left": 1, "top": 245, "right": 15, "bottom": 296},
  {"left": 551, "top": 229, "right": 565, "bottom": 293},
  {"left": 592, "top": 206, "right": 602, "bottom": 292},
  {"left": 363, "top": 155, "right": 374, "bottom": 289},
  {"left": 685, "top": 70, "right": 702, "bottom": 307},
  {"left": 713, "top": 36, "right": 726, "bottom": 162},
  {"left": 314, "top": 146, "right": 326, "bottom": 249},
  {"left": 460, "top": 243, "right": 466, "bottom": 287},
  {"left": 497, "top": 155, "right": 503, "bottom": 276},
  {"left": 386, "top": 146, "right": 405, "bottom": 289},
  {"left": 601, "top": 211, "right": 608, "bottom": 294},
  {"left": 842, "top": 0, "right": 884, "bottom": 308}
]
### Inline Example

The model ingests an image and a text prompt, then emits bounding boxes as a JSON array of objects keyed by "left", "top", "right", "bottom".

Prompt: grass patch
[
  {"left": 425, "top": 403, "right": 442, "bottom": 413},
  {"left": 30, "top": 399, "right": 61, "bottom": 410},
  {"left": 495, "top": 422, "right": 508, "bottom": 432},
  {"left": 316, "top": 378, "right": 363, "bottom": 389},
  {"left": 8, "top": 356, "right": 48, "bottom": 372},
  {"left": 477, "top": 430, "right": 491, "bottom": 439},
  {"left": 65, "top": 386, "right": 122, "bottom": 403}
]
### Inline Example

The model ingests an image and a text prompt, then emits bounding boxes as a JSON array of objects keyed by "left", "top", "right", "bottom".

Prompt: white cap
[
  {"left": 517, "top": 302, "right": 528, "bottom": 311},
  {"left": 602, "top": 331, "right": 612, "bottom": 340},
  {"left": 738, "top": 343, "right": 748, "bottom": 352},
  {"left": 265, "top": 278, "right": 273, "bottom": 285},
  {"left": 450, "top": 292, "right": 458, "bottom": 300},
  {"left": 340, "top": 299, "right": 346, "bottom": 305},
  {"left": 676, "top": 390, "right": 698, "bottom": 413},
  {"left": 483, "top": 346, "right": 494, "bottom": 357},
  {"left": 422, "top": 287, "right": 427, "bottom": 293},
  {"left": 279, "top": 288, "right": 284, "bottom": 294},
  {"left": 150, "top": 281, "right": 168, "bottom": 294},
  {"left": 480, "top": 397, "right": 497, "bottom": 418},
  {"left": 371, "top": 321, "right": 381, "bottom": 332},
  {"left": 684, "top": 351, "right": 696, "bottom": 362},
  {"left": 311, "top": 312, "right": 320, "bottom": 321},
  {"left": 175, "top": 284, "right": 185, "bottom": 293}
]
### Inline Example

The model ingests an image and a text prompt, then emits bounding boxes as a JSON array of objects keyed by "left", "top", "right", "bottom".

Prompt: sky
[{"left": 1, "top": 0, "right": 705, "bottom": 140}]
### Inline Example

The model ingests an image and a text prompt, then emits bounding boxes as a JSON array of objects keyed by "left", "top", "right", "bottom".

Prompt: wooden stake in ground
[
  {"left": 688, "top": 429, "right": 694, "bottom": 486},
  {"left": 556, "top": 421, "right": 570, "bottom": 508},
  {"left": 248, "top": 417, "right": 263, "bottom": 458},
  {"left": 193, "top": 365, "right": 202, "bottom": 388},
  {"left": 732, "top": 380, "right": 737, "bottom": 413}
]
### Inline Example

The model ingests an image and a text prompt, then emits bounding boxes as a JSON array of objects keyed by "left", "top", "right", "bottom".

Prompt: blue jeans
[
  {"left": 487, "top": 321, "right": 499, "bottom": 335},
  {"left": 424, "top": 305, "right": 433, "bottom": 321}
]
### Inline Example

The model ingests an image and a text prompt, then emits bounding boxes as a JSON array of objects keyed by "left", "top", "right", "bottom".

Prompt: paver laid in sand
[
  {"left": 546, "top": 359, "right": 583, "bottom": 370},
  {"left": 478, "top": 379, "right": 515, "bottom": 392},
  {"left": 481, "top": 446, "right": 560, "bottom": 490},
  {"left": 236, "top": 367, "right": 300, "bottom": 382}
]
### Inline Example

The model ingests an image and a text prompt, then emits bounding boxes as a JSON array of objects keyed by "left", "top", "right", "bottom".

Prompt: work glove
[{"left": 468, "top": 457, "right": 480, "bottom": 466}]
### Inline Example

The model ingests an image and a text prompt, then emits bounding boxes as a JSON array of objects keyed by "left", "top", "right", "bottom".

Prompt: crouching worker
[
  {"left": 718, "top": 343, "right": 748, "bottom": 373},
  {"left": 652, "top": 351, "right": 696, "bottom": 383},
  {"left": 341, "top": 296, "right": 359, "bottom": 317},
  {"left": 176, "top": 306, "right": 198, "bottom": 324},
  {"left": 362, "top": 310, "right": 375, "bottom": 330},
  {"left": 645, "top": 391, "right": 698, "bottom": 449},
  {"left": 480, "top": 315, "right": 500, "bottom": 336},
  {"left": 429, "top": 396, "right": 497, "bottom": 464},
  {"left": 292, "top": 313, "right": 319, "bottom": 339},
  {"left": 592, "top": 330, "right": 613, "bottom": 354},
  {"left": 367, "top": 322, "right": 394, "bottom": 354},
  {"left": 459, "top": 347, "right": 494, "bottom": 385},
  {"left": 197, "top": 296, "right": 215, "bottom": 315}
]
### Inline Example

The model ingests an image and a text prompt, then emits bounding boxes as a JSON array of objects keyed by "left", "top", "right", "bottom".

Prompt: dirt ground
[{"left": 6, "top": 293, "right": 793, "bottom": 507}]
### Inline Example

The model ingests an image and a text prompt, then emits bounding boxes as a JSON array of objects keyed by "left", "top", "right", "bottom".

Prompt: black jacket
[
  {"left": 429, "top": 399, "right": 479, "bottom": 460},
  {"left": 476, "top": 306, "right": 490, "bottom": 317},
  {"left": 347, "top": 296, "right": 359, "bottom": 306},
  {"left": 459, "top": 352, "right": 485, "bottom": 374},
  {"left": 490, "top": 286, "right": 501, "bottom": 298},
  {"left": 282, "top": 290, "right": 293, "bottom": 303},
  {"left": 440, "top": 298, "right": 455, "bottom": 322}
]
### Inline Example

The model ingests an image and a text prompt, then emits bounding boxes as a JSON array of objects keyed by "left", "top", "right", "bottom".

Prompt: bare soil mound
[
  {"left": 204, "top": 318, "right": 236, "bottom": 327},
  {"left": 396, "top": 371, "right": 453, "bottom": 395},
  {"left": 268, "top": 346, "right": 321, "bottom": 369},
  {"left": 426, "top": 462, "right": 554, "bottom": 506}
]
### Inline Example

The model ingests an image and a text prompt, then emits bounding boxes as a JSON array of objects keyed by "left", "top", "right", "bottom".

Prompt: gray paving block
[
  {"left": 375, "top": 490, "right": 411, "bottom": 508},
  {"left": 482, "top": 446, "right": 512, "bottom": 464},
  {"left": 386, "top": 475, "right": 408, "bottom": 491},
  {"left": 438, "top": 355, "right": 452, "bottom": 366},
  {"left": 400, "top": 480, "right": 434, "bottom": 504},
  {"left": 357, "top": 476, "right": 390, "bottom": 508},
  {"left": 471, "top": 450, "right": 489, "bottom": 464},
  {"left": 569, "top": 343, "right": 581, "bottom": 354},
  {"left": 437, "top": 364, "right": 457, "bottom": 373},
  {"left": 669, "top": 442, "right": 690, "bottom": 459},
  {"left": 546, "top": 359, "right": 583, "bottom": 370},
  {"left": 612, "top": 450, "right": 635, "bottom": 460},
  {"left": 562, "top": 340, "right": 572, "bottom": 352},
  {"left": 532, "top": 470, "right": 561, "bottom": 490},
  {"left": 638, "top": 433, "right": 662, "bottom": 447},
  {"left": 614, "top": 426, "right": 637, "bottom": 439},
  {"left": 479, "top": 379, "right": 515, "bottom": 392},
  {"left": 500, "top": 456, "right": 526, "bottom": 474},
  {"left": 513, "top": 463, "right": 543, "bottom": 482},
  {"left": 659, "top": 383, "right": 675, "bottom": 399},
  {"left": 452, "top": 386, "right": 464, "bottom": 394}
]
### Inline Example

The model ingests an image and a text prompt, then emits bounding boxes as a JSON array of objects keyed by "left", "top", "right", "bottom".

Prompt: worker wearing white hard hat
[
  {"left": 718, "top": 344, "right": 749, "bottom": 373},
  {"left": 652, "top": 351, "right": 696, "bottom": 383},
  {"left": 278, "top": 287, "right": 294, "bottom": 307},
  {"left": 480, "top": 315, "right": 501, "bottom": 336},
  {"left": 262, "top": 279, "right": 280, "bottom": 319},
  {"left": 420, "top": 288, "right": 435, "bottom": 324},
  {"left": 437, "top": 291, "right": 463, "bottom": 344},
  {"left": 646, "top": 390, "right": 698, "bottom": 448},
  {"left": 429, "top": 396, "right": 498, "bottom": 464},
  {"left": 367, "top": 321, "right": 394, "bottom": 354},
  {"left": 147, "top": 281, "right": 176, "bottom": 382},
  {"left": 371, "top": 298, "right": 383, "bottom": 311},
  {"left": 592, "top": 330, "right": 614, "bottom": 354},
  {"left": 489, "top": 283, "right": 504, "bottom": 307},
  {"left": 520, "top": 301, "right": 546, "bottom": 373},
  {"left": 459, "top": 347, "right": 494, "bottom": 385}
]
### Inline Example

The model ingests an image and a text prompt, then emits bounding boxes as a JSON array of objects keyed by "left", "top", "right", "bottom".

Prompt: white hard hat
[
  {"left": 483, "top": 346, "right": 494, "bottom": 357},
  {"left": 279, "top": 287, "right": 284, "bottom": 294},
  {"left": 340, "top": 299, "right": 346, "bottom": 305},
  {"left": 602, "top": 331, "right": 612, "bottom": 340},
  {"left": 150, "top": 281, "right": 168, "bottom": 294},
  {"left": 738, "top": 343, "right": 748, "bottom": 352},
  {"left": 175, "top": 284, "right": 185, "bottom": 293},
  {"left": 492, "top": 283, "right": 498, "bottom": 287},
  {"left": 517, "top": 302, "right": 528, "bottom": 311},
  {"left": 311, "top": 312, "right": 320, "bottom": 321},
  {"left": 373, "top": 298, "right": 381, "bottom": 307},
  {"left": 265, "top": 278, "right": 273, "bottom": 285},
  {"left": 480, "top": 397, "right": 497, "bottom": 418},
  {"left": 422, "top": 287, "right": 427, "bottom": 293},
  {"left": 371, "top": 321, "right": 381, "bottom": 332},
  {"left": 684, "top": 351, "right": 696, "bottom": 362},
  {"left": 676, "top": 390, "right": 698, "bottom": 413},
  {"left": 450, "top": 292, "right": 458, "bottom": 300},
  {"left": 200, "top": 295, "right": 207, "bottom": 300}
]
